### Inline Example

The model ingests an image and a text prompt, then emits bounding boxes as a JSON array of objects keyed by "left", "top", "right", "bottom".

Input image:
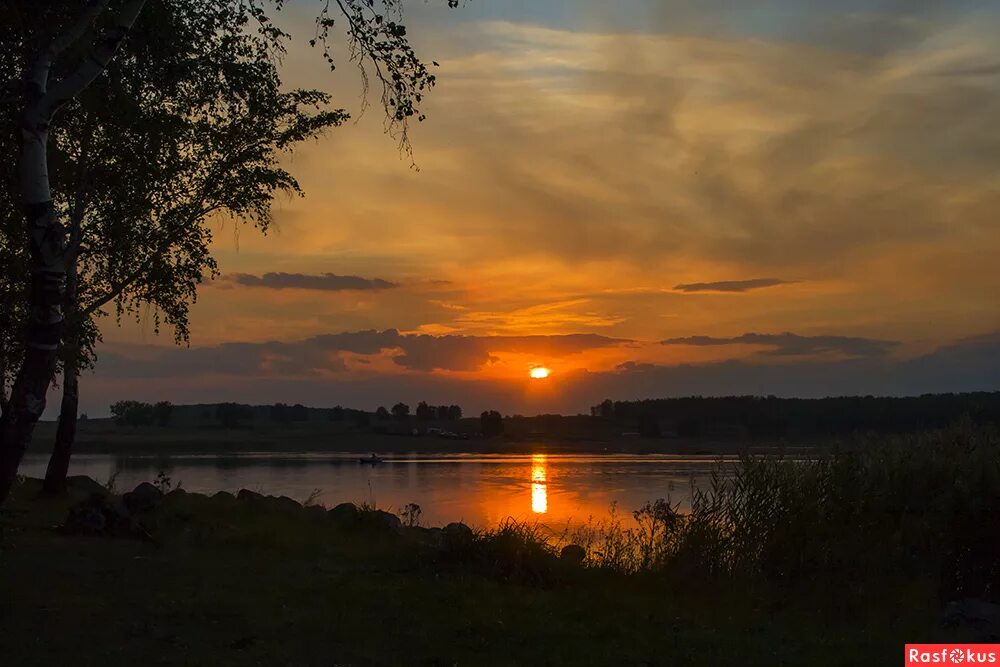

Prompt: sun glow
[{"left": 529, "top": 367, "right": 551, "bottom": 379}]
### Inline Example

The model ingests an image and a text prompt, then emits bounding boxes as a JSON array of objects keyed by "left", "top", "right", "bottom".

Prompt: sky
[{"left": 76, "top": 0, "right": 1000, "bottom": 417}]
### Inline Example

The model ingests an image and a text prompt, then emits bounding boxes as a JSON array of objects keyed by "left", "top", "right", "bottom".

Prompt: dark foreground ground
[{"left": 0, "top": 474, "right": 966, "bottom": 667}]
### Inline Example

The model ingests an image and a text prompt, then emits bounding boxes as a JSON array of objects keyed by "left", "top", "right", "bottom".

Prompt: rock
[
  {"left": 237, "top": 489, "right": 265, "bottom": 503},
  {"left": 266, "top": 495, "right": 302, "bottom": 512},
  {"left": 122, "top": 482, "right": 163, "bottom": 514},
  {"left": 103, "top": 501, "right": 137, "bottom": 536},
  {"left": 943, "top": 599, "right": 1000, "bottom": 641},
  {"left": 212, "top": 491, "right": 236, "bottom": 503},
  {"left": 443, "top": 522, "right": 474, "bottom": 544},
  {"left": 328, "top": 502, "right": 359, "bottom": 525},
  {"left": 165, "top": 488, "right": 188, "bottom": 500},
  {"left": 404, "top": 526, "right": 444, "bottom": 547},
  {"left": 65, "top": 495, "right": 108, "bottom": 535},
  {"left": 560, "top": 544, "right": 587, "bottom": 566},
  {"left": 63, "top": 494, "right": 142, "bottom": 539},
  {"left": 304, "top": 504, "right": 327, "bottom": 519},
  {"left": 371, "top": 510, "right": 402, "bottom": 532},
  {"left": 65, "top": 475, "right": 109, "bottom": 497}
]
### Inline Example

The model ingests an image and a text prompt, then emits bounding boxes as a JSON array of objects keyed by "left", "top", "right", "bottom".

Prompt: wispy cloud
[
  {"left": 229, "top": 272, "right": 398, "bottom": 291},
  {"left": 662, "top": 332, "right": 898, "bottom": 358},
  {"left": 673, "top": 278, "right": 794, "bottom": 293}
]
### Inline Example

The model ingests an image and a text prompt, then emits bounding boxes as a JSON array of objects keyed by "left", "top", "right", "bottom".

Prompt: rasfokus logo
[{"left": 906, "top": 645, "right": 998, "bottom": 665}]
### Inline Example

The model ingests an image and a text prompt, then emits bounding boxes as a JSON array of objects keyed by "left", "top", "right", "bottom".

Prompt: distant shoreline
[{"left": 29, "top": 418, "right": 824, "bottom": 457}]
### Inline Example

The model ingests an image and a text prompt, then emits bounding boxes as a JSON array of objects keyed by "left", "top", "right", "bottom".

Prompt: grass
[{"left": 1, "top": 426, "right": 996, "bottom": 665}]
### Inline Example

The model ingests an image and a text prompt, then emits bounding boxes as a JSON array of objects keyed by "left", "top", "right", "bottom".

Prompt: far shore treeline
[{"left": 93, "top": 391, "right": 1000, "bottom": 441}]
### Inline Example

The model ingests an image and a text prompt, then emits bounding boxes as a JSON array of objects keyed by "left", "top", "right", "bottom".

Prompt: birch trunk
[
  {"left": 0, "top": 123, "right": 67, "bottom": 503},
  {"left": 0, "top": 0, "right": 148, "bottom": 504},
  {"left": 0, "top": 355, "right": 7, "bottom": 416}
]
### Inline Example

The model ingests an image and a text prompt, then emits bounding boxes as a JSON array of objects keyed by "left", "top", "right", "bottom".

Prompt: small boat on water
[{"left": 359, "top": 454, "right": 384, "bottom": 465}]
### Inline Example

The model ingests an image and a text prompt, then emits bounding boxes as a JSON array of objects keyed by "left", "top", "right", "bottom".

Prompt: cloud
[
  {"left": 229, "top": 272, "right": 398, "bottom": 291},
  {"left": 95, "top": 330, "right": 630, "bottom": 378},
  {"left": 188, "top": 8, "right": 1000, "bottom": 357},
  {"left": 662, "top": 332, "right": 899, "bottom": 358},
  {"left": 384, "top": 15, "right": 1000, "bottom": 277},
  {"left": 615, "top": 361, "right": 657, "bottom": 373},
  {"left": 76, "top": 331, "right": 1000, "bottom": 418},
  {"left": 673, "top": 278, "right": 794, "bottom": 293}
]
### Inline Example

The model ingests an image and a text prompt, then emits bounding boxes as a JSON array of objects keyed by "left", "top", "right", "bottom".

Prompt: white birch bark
[{"left": 0, "top": 0, "right": 149, "bottom": 503}]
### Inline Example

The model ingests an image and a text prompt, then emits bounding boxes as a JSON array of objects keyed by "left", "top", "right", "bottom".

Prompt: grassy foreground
[{"left": 1, "top": 427, "right": 997, "bottom": 666}]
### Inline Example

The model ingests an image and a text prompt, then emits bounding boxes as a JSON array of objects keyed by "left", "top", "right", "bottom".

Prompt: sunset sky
[{"left": 78, "top": 0, "right": 1000, "bottom": 417}]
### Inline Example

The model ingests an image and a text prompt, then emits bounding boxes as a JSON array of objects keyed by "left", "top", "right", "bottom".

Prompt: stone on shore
[
  {"left": 328, "top": 502, "right": 359, "bottom": 525},
  {"left": 122, "top": 482, "right": 163, "bottom": 514}
]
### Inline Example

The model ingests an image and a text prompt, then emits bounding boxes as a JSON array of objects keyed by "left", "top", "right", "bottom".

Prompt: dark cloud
[
  {"left": 95, "top": 330, "right": 630, "bottom": 378},
  {"left": 615, "top": 361, "right": 657, "bottom": 373},
  {"left": 76, "top": 332, "right": 1000, "bottom": 418},
  {"left": 389, "top": 333, "right": 632, "bottom": 371},
  {"left": 662, "top": 332, "right": 899, "bottom": 358},
  {"left": 673, "top": 278, "right": 793, "bottom": 293},
  {"left": 229, "top": 272, "right": 398, "bottom": 291},
  {"left": 596, "top": 332, "right": 1000, "bottom": 402}
]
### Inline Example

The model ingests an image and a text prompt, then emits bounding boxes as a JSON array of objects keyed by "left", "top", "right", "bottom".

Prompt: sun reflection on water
[{"left": 531, "top": 454, "right": 548, "bottom": 514}]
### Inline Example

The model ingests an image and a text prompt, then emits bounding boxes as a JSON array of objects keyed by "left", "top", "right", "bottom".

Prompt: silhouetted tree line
[
  {"left": 592, "top": 392, "right": 1000, "bottom": 438},
  {"left": 376, "top": 402, "right": 463, "bottom": 421},
  {"left": 271, "top": 403, "right": 309, "bottom": 423},
  {"left": 216, "top": 403, "right": 254, "bottom": 429},
  {"left": 416, "top": 401, "right": 463, "bottom": 421},
  {"left": 110, "top": 401, "right": 172, "bottom": 427},
  {"left": 105, "top": 400, "right": 467, "bottom": 431},
  {"left": 480, "top": 410, "right": 504, "bottom": 437},
  {"left": 326, "top": 405, "right": 369, "bottom": 426}
]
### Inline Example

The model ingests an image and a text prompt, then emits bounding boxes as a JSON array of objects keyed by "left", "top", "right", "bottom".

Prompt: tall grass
[{"left": 554, "top": 426, "right": 1000, "bottom": 602}]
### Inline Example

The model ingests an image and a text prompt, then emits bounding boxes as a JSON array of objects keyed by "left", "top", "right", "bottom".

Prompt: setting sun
[{"left": 529, "top": 367, "right": 551, "bottom": 379}]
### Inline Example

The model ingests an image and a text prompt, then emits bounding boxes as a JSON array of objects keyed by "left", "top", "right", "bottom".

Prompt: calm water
[{"left": 19, "top": 451, "right": 736, "bottom": 529}]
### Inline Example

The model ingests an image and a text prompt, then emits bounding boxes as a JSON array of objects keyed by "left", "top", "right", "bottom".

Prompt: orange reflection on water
[{"left": 531, "top": 454, "right": 548, "bottom": 514}]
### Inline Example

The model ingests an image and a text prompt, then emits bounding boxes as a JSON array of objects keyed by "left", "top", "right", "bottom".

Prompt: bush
[{"left": 438, "top": 519, "right": 560, "bottom": 586}]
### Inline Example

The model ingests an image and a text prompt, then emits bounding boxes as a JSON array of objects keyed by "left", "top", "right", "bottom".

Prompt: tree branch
[
  {"left": 38, "top": 0, "right": 148, "bottom": 119},
  {"left": 81, "top": 203, "right": 221, "bottom": 318},
  {"left": 26, "top": 0, "right": 111, "bottom": 97}
]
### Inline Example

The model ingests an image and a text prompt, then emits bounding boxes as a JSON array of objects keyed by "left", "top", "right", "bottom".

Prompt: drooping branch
[{"left": 315, "top": 0, "right": 446, "bottom": 156}]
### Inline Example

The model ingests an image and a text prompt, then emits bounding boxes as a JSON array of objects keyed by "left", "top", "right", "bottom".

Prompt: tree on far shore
[{"left": 480, "top": 410, "right": 503, "bottom": 437}]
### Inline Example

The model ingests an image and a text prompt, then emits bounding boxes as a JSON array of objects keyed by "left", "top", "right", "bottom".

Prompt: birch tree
[{"left": 0, "top": 0, "right": 451, "bottom": 502}]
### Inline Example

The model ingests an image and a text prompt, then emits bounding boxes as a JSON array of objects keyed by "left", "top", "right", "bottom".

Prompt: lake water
[{"left": 18, "top": 451, "right": 736, "bottom": 529}]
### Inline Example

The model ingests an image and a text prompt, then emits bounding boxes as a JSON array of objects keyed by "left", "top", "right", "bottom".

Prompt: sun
[{"left": 529, "top": 367, "right": 551, "bottom": 379}]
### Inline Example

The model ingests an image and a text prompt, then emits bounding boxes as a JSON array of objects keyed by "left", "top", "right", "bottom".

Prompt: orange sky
[{"left": 81, "top": 1, "right": 1000, "bottom": 416}]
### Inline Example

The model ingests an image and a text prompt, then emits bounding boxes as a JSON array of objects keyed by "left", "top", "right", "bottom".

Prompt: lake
[{"left": 18, "top": 451, "right": 737, "bottom": 529}]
